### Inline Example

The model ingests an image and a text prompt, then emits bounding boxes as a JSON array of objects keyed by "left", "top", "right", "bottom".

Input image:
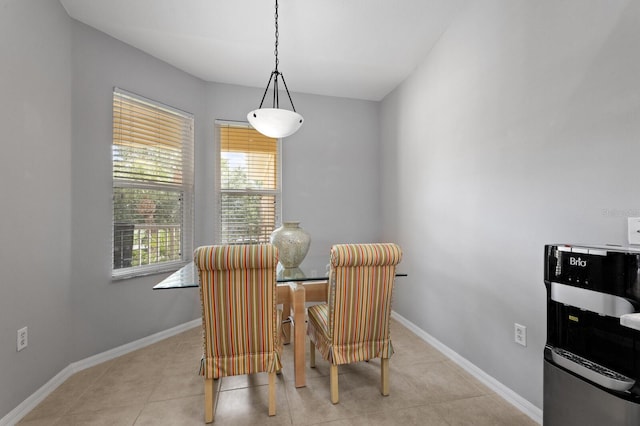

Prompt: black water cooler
[{"left": 544, "top": 244, "right": 640, "bottom": 425}]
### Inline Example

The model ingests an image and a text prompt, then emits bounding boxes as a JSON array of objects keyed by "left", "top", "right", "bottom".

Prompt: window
[
  {"left": 215, "top": 121, "right": 281, "bottom": 244},
  {"left": 112, "top": 88, "right": 194, "bottom": 279}
]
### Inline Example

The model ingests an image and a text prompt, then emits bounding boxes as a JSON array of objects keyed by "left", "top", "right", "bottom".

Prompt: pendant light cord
[
  {"left": 254, "top": 0, "right": 298, "bottom": 113},
  {"left": 274, "top": 0, "right": 279, "bottom": 72}
]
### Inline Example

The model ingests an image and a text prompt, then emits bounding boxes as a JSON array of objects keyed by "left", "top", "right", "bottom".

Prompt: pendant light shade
[
  {"left": 248, "top": 0, "right": 303, "bottom": 139},
  {"left": 247, "top": 108, "right": 303, "bottom": 139}
]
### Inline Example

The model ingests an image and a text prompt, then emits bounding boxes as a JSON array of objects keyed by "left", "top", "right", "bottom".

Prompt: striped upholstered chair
[
  {"left": 194, "top": 244, "right": 282, "bottom": 423},
  {"left": 307, "top": 243, "right": 403, "bottom": 404}
]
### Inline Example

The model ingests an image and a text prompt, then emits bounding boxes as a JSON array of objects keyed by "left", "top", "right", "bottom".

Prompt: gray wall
[
  {"left": 12, "top": 0, "right": 631, "bottom": 418},
  {"left": 0, "top": 0, "right": 72, "bottom": 418},
  {"left": 380, "top": 0, "right": 640, "bottom": 409},
  {"left": 0, "top": 2, "right": 382, "bottom": 419},
  {"left": 71, "top": 21, "right": 379, "bottom": 358},
  {"left": 69, "top": 13, "right": 381, "bottom": 381},
  {"left": 200, "top": 83, "right": 382, "bottom": 266},
  {"left": 70, "top": 20, "right": 207, "bottom": 360}
]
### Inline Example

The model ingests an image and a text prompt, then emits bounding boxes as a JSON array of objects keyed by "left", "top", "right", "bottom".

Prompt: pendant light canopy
[{"left": 247, "top": 0, "right": 303, "bottom": 138}]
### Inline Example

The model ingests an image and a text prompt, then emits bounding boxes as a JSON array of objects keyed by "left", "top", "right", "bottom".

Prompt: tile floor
[{"left": 17, "top": 319, "right": 538, "bottom": 425}]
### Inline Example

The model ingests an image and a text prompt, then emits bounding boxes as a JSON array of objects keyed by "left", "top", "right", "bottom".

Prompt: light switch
[{"left": 628, "top": 218, "right": 640, "bottom": 245}]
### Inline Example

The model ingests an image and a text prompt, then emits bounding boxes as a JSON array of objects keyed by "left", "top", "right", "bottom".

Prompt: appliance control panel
[{"left": 545, "top": 244, "right": 640, "bottom": 302}]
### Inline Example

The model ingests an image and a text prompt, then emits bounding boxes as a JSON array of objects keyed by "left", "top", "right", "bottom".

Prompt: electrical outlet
[
  {"left": 514, "top": 323, "right": 526, "bottom": 347},
  {"left": 628, "top": 218, "right": 640, "bottom": 245},
  {"left": 17, "top": 326, "right": 28, "bottom": 351}
]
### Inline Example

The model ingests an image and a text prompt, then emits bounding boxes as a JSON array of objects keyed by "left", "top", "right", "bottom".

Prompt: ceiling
[{"left": 59, "top": 0, "right": 468, "bottom": 101}]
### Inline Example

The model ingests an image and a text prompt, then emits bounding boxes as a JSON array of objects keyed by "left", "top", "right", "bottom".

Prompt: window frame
[
  {"left": 214, "top": 120, "right": 282, "bottom": 245},
  {"left": 112, "top": 87, "right": 194, "bottom": 280}
]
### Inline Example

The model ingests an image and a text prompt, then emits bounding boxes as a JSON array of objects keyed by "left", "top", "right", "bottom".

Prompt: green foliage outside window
[{"left": 220, "top": 156, "right": 275, "bottom": 244}]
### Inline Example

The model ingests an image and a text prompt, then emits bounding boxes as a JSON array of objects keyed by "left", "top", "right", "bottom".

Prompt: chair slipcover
[
  {"left": 194, "top": 244, "right": 282, "bottom": 421},
  {"left": 307, "top": 243, "right": 403, "bottom": 365}
]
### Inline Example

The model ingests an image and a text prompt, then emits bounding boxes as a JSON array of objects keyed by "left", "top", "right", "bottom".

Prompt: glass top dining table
[
  {"left": 152, "top": 257, "right": 336, "bottom": 290},
  {"left": 153, "top": 257, "right": 406, "bottom": 388}
]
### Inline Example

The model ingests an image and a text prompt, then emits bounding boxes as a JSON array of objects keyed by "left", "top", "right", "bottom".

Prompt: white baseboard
[
  {"left": 1, "top": 319, "right": 200, "bottom": 426},
  {"left": 3, "top": 314, "right": 543, "bottom": 425},
  {"left": 0, "top": 364, "right": 76, "bottom": 426},
  {"left": 68, "top": 319, "right": 200, "bottom": 373},
  {"left": 391, "top": 311, "right": 543, "bottom": 425}
]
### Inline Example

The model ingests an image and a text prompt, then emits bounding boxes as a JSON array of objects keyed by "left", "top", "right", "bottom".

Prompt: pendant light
[{"left": 247, "top": 0, "right": 303, "bottom": 138}]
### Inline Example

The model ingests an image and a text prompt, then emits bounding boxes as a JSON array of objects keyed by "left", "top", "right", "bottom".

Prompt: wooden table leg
[
  {"left": 290, "top": 282, "right": 306, "bottom": 388},
  {"left": 277, "top": 285, "right": 291, "bottom": 345}
]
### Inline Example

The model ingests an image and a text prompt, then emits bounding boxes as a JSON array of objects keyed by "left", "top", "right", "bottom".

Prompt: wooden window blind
[
  {"left": 112, "top": 88, "right": 194, "bottom": 279},
  {"left": 217, "top": 122, "right": 281, "bottom": 244}
]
